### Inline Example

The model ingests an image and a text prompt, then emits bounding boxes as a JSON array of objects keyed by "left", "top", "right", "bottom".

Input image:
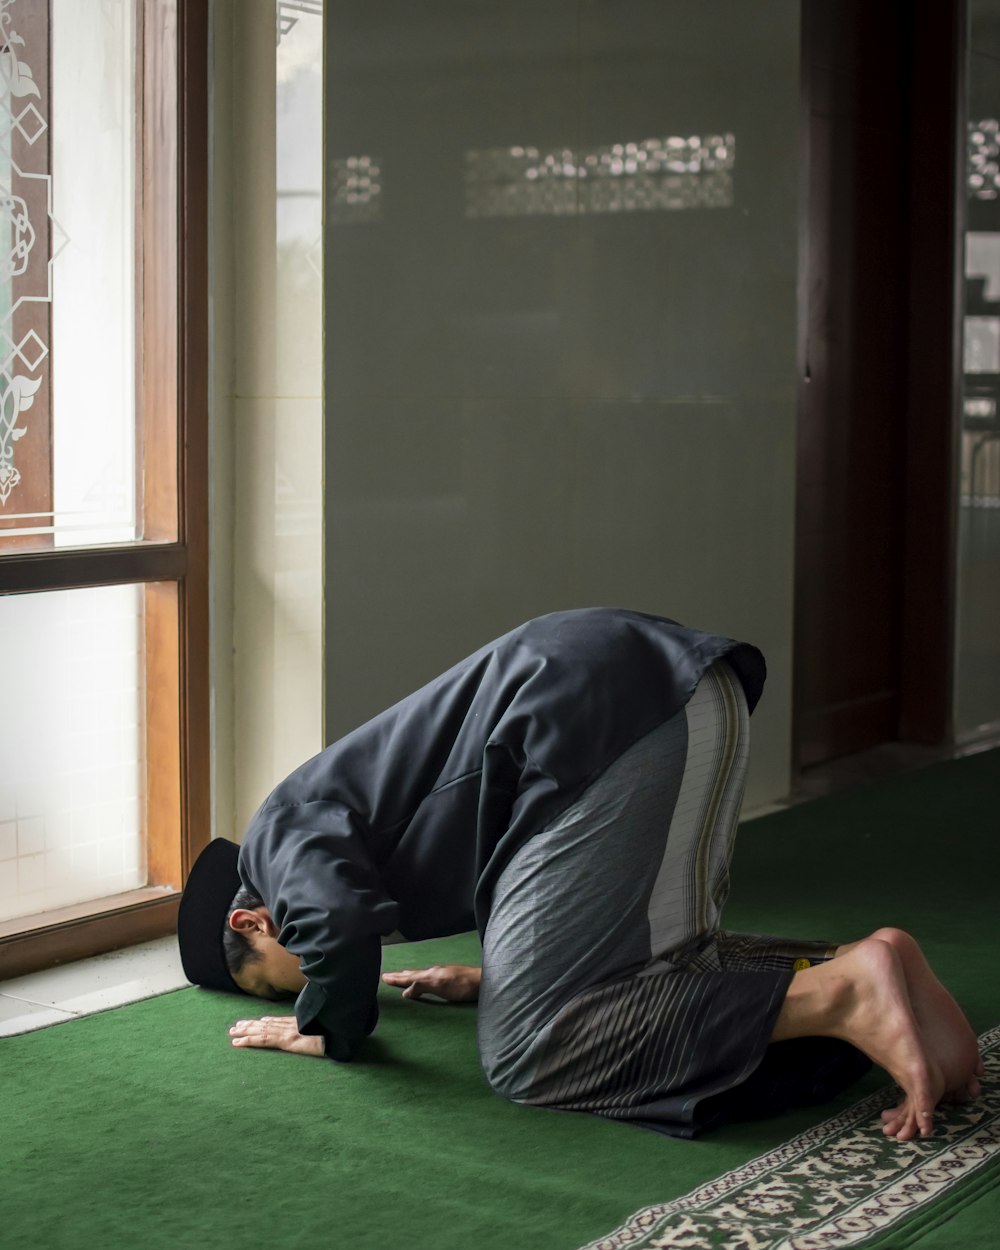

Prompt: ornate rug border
[{"left": 580, "top": 1024, "right": 1000, "bottom": 1250}]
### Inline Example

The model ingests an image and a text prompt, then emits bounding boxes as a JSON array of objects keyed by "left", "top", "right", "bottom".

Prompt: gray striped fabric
[{"left": 477, "top": 662, "right": 843, "bottom": 1138}]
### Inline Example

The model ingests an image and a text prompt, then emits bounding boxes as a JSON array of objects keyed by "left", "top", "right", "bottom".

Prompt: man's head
[
  {"left": 222, "top": 887, "right": 307, "bottom": 1000},
  {"left": 177, "top": 838, "right": 304, "bottom": 1001}
]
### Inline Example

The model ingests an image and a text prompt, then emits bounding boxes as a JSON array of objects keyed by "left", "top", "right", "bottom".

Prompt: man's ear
[{"left": 228, "top": 907, "right": 276, "bottom": 937}]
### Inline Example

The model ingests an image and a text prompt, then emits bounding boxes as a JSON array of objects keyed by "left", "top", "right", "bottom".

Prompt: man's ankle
[{"left": 771, "top": 960, "right": 852, "bottom": 1043}]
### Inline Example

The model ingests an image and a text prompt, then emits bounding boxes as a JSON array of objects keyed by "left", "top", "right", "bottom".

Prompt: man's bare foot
[
  {"left": 772, "top": 937, "right": 944, "bottom": 1141},
  {"left": 859, "top": 928, "right": 981, "bottom": 1138}
]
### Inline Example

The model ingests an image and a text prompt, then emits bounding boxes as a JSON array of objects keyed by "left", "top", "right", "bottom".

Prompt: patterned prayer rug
[{"left": 580, "top": 1025, "right": 1000, "bottom": 1250}]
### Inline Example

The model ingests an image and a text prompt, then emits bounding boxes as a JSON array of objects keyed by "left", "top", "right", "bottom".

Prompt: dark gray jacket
[{"left": 237, "top": 608, "right": 765, "bottom": 1059}]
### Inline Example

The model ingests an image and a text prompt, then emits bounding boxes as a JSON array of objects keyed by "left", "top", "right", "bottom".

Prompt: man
[{"left": 178, "top": 608, "right": 982, "bottom": 1140}]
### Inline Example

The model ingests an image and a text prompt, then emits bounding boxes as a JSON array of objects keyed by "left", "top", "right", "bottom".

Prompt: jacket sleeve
[{"left": 240, "top": 800, "right": 400, "bottom": 1061}]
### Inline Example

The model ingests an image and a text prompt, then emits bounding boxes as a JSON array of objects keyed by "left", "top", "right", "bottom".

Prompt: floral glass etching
[{"left": 0, "top": 0, "right": 138, "bottom": 548}]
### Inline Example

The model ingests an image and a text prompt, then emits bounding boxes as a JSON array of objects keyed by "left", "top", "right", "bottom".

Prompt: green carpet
[{"left": 3, "top": 749, "right": 998, "bottom": 1250}]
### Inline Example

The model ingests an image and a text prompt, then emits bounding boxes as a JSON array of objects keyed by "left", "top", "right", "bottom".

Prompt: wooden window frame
[{"left": 0, "top": 0, "right": 209, "bottom": 978}]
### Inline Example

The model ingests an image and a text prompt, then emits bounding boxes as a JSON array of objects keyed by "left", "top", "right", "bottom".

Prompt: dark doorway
[{"left": 794, "top": 0, "right": 963, "bottom": 772}]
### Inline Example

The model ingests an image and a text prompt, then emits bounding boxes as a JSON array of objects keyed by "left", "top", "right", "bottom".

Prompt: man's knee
[
  {"left": 480, "top": 1059, "right": 521, "bottom": 1102},
  {"left": 477, "top": 1033, "right": 531, "bottom": 1102}
]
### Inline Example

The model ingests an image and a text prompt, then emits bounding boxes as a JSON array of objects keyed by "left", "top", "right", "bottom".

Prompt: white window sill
[{"left": 0, "top": 936, "right": 187, "bottom": 1037}]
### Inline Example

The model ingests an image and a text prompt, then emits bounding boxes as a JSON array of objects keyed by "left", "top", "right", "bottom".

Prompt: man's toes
[
  {"left": 885, "top": 1115, "right": 909, "bottom": 1140},
  {"left": 883, "top": 1090, "right": 935, "bottom": 1142},
  {"left": 893, "top": 1110, "right": 920, "bottom": 1142},
  {"left": 881, "top": 1101, "right": 907, "bottom": 1136}
]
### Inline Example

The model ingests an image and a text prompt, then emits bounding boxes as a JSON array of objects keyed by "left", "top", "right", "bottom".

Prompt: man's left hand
[
  {"left": 381, "top": 964, "right": 481, "bottom": 1002},
  {"left": 228, "top": 1015, "right": 325, "bottom": 1057}
]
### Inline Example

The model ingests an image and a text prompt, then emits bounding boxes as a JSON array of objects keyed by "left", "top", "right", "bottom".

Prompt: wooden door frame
[
  {"left": 898, "top": 0, "right": 966, "bottom": 745},
  {"left": 0, "top": 0, "right": 210, "bottom": 978},
  {"left": 793, "top": 0, "right": 966, "bottom": 773}
]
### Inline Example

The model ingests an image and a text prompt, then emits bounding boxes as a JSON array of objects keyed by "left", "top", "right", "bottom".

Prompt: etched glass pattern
[{"left": 0, "top": 0, "right": 138, "bottom": 546}]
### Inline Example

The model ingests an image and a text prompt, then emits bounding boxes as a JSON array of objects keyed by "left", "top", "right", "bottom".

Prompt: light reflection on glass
[
  {"left": 965, "top": 395, "right": 997, "bottom": 418},
  {"left": 968, "top": 119, "right": 1000, "bottom": 200},
  {"left": 329, "top": 155, "right": 383, "bottom": 224},
  {"left": 465, "top": 134, "right": 735, "bottom": 218},
  {"left": 964, "top": 315, "right": 1000, "bottom": 373},
  {"left": 962, "top": 233, "right": 1000, "bottom": 508}
]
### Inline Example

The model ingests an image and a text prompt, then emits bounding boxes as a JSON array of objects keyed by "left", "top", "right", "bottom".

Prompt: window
[{"left": 0, "top": 0, "right": 208, "bottom": 976}]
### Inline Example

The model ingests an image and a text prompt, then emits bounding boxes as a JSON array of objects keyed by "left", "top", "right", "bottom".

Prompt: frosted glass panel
[
  {"left": 276, "top": 1, "right": 324, "bottom": 395},
  {"left": 0, "top": 584, "right": 145, "bottom": 923},
  {"left": 222, "top": 0, "right": 324, "bottom": 835}
]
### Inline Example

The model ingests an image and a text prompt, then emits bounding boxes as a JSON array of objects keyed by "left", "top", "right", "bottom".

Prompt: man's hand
[
  {"left": 228, "top": 1015, "right": 325, "bottom": 1057},
  {"left": 381, "top": 964, "right": 481, "bottom": 1002}
]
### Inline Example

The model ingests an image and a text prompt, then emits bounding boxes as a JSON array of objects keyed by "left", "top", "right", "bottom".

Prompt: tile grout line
[
  {"left": 0, "top": 991, "right": 79, "bottom": 1013},
  {"left": 0, "top": 941, "right": 188, "bottom": 1025}
]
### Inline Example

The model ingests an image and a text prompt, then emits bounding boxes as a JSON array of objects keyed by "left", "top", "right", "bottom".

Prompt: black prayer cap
[{"left": 177, "top": 838, "right": 247, "bottom": 996}]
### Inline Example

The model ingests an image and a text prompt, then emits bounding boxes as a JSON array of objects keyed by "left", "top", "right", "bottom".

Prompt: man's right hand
[
  {"left": 381, "top": 964, "right": 481, "bottom": 1002},
  {"left": 228, "top": 1014, "right": 326, "bottom": 1057}
]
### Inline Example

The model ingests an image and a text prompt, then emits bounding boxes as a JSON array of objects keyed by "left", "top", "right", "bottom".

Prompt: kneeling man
[{"left": 178, "top": 608, "right": 982, "bottom": 1140}]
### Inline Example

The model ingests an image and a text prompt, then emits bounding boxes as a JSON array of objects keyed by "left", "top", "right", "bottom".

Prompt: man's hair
[{"left": 222, "top": 886, "right": 266, "bottom": 976}]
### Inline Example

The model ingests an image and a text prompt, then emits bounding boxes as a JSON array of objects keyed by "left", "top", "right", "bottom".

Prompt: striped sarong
[{"left": 477, "top": 662, "right": 868, "bottom": 1138}]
